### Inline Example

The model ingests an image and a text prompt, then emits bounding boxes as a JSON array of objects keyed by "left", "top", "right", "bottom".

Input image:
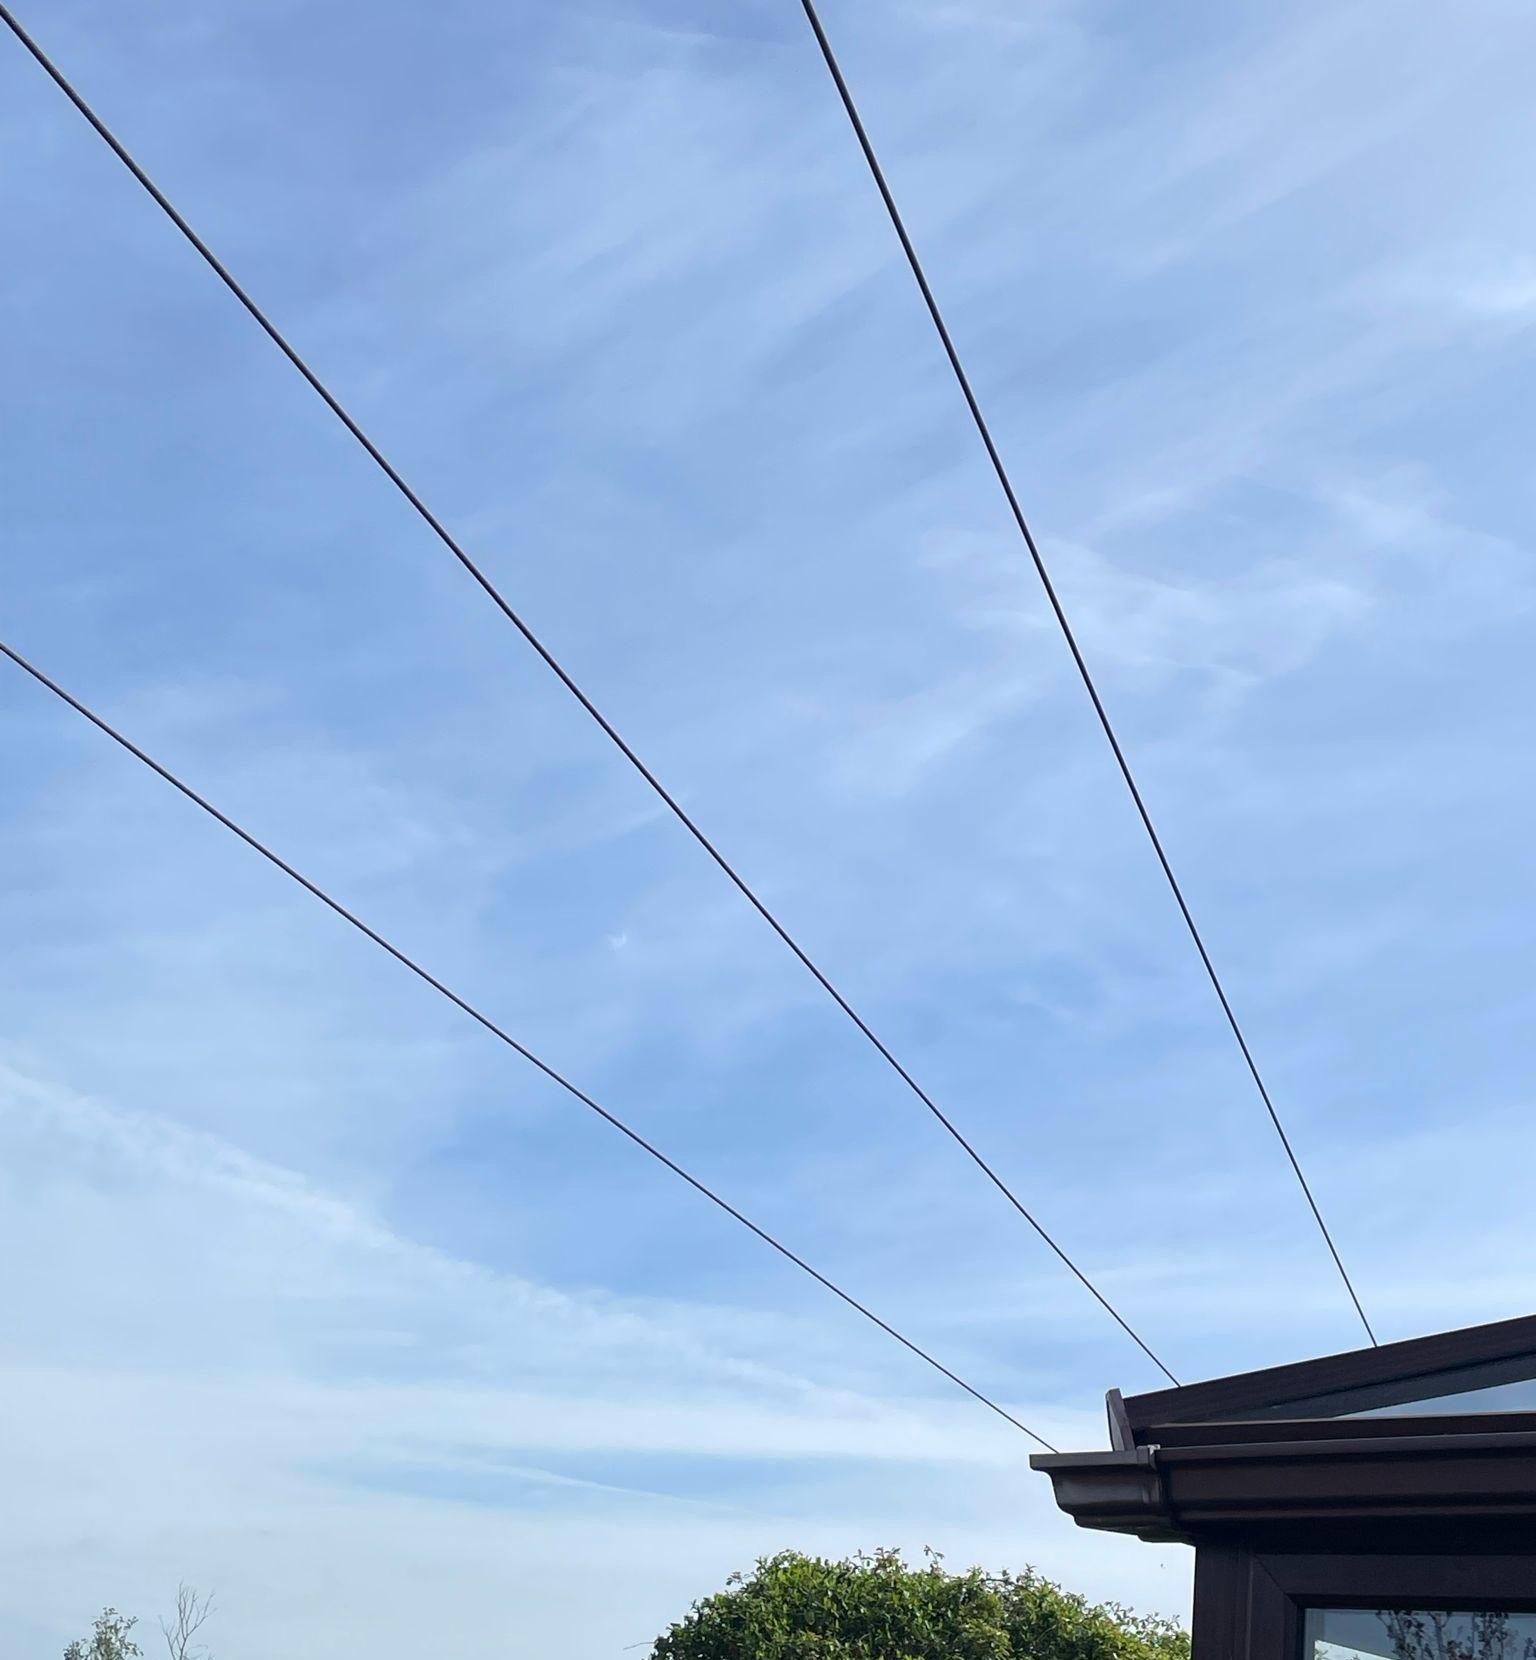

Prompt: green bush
[
  {"left": 651, "top": 1548, "right": 1189, "bottom": 1660},
  {"left": 63, "top": 1609, "right": 141, "bottom": 1660}
]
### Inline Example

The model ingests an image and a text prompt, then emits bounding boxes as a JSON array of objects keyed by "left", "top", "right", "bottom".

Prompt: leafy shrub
[{"left": 651, "top": 1548, "right": 1189, "bottom": 1660}]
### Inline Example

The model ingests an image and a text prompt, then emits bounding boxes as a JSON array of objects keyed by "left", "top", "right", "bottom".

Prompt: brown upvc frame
[
  {"left": 1192, "top": 1551, "right": 1536, "bottom": 1659},
  {"left": 1033, "top": 1419, "right": 1536, "bottom": 1548},
  {"left": 1035, "top": 1315, "right": 1536, "bottom": 1657},
  {"left": 1121, "top": 1313, "right": 1536, "bottom": 1435}
]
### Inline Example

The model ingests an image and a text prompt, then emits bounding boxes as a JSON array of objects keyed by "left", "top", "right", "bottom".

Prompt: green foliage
[
  {"left": 63, "top": 1608, "right": 142, "bottom": 1660},
  {"left": 651, "top": 1548, "right": 1190, "bottom": 1660}
]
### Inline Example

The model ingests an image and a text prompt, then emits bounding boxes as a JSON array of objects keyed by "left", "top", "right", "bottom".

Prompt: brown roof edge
[
  {"left": 1119, "top": 1311, "right": 1536, "bottom": 1436},
  {"left": 1029, "top": 1444, "right": 1169, "bottom": 1539},
  {"left": 1031, "top": 1423, "right": 1536, "bottom": 1548}
]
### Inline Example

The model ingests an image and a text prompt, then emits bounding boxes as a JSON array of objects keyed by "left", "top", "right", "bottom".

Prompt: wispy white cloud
[
  {"left": 0, "top": 1057, "right": 1186, "bottom": 1654},
  {"left": 9, "top": 0, "right": 1536, "bottom": 1648}
]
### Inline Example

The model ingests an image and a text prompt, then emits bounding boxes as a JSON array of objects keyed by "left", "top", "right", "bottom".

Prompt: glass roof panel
[
  {"left": 1119, "top": 1313, "right": 1536, "bottom": 1432},
  {"left": 1352, "top": 1376, "right": 1536, "bottom": 1417}
]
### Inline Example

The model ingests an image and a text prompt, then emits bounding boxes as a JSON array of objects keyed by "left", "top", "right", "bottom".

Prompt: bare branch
[{"left": 159, "top": 1586, "right": 215, "bottom": 1660}]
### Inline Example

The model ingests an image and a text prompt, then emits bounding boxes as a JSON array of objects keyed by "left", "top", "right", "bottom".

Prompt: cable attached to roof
[
  {"left": 0, "top": 636, "right": 1058, "bottom": 1451},
  {"left": 0, "top": 0, "right": 1179, "bottom": 1382},
  {"left": 791, "top": 0, "right": 1376, "bottom": 1348}
]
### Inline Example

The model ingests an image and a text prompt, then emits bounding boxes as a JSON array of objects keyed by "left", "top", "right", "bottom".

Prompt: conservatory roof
[
  {"left": 1030, "top": 1312, "right": 1536, "bottom": 1550},
  {"left": 1114, "top": 1310, "right": 1536, "bottom": 1442}
]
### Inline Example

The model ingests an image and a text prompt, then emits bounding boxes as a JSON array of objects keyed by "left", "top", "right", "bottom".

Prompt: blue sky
[{"left": 4, "top": 0, "right": 1536, "bottom": 1650}]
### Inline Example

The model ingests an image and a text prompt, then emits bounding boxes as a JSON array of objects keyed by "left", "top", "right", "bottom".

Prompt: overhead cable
[{"left": 0, "top": 0, "right": 1179, "bottom": 1381}]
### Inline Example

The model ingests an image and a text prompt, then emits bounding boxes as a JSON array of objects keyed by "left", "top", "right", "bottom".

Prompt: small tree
[
  {"left": 65, "top": 1589, "right": 214, "bottom": 1660},
  {"left": 161, "top": 1586, "right": 215, "bottom": 1660},
  {"left": 651, "top": 1548, "right": 1190, "bottom": 1660},
  {"left": 64, "top": 1609, "right": 142, "bottom": 1660}
]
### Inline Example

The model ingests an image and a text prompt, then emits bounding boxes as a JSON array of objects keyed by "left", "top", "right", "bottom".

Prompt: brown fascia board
[
  {"left": 1031, "top": 1423, "right": 1536, "bottom": 1548},
  {"left": 1152, "top": 1411, "right": 1536, "bottom": 1448},
  {"left": 1119, "top": 1312, "right": 1536, "bottom": 1436}
]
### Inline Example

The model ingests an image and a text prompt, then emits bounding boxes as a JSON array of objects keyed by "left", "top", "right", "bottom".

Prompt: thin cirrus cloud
[{"left": 5, "top": 0, "right": 1536, "bottom": 1652}]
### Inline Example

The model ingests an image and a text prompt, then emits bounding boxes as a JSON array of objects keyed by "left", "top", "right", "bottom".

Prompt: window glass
[
  {"left": 1305, "top": 1608, "right": 1536, "bottom": 1658},
  {"left": 1350, "top": 1378, "right": 1536, "bottom": 1417}
]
